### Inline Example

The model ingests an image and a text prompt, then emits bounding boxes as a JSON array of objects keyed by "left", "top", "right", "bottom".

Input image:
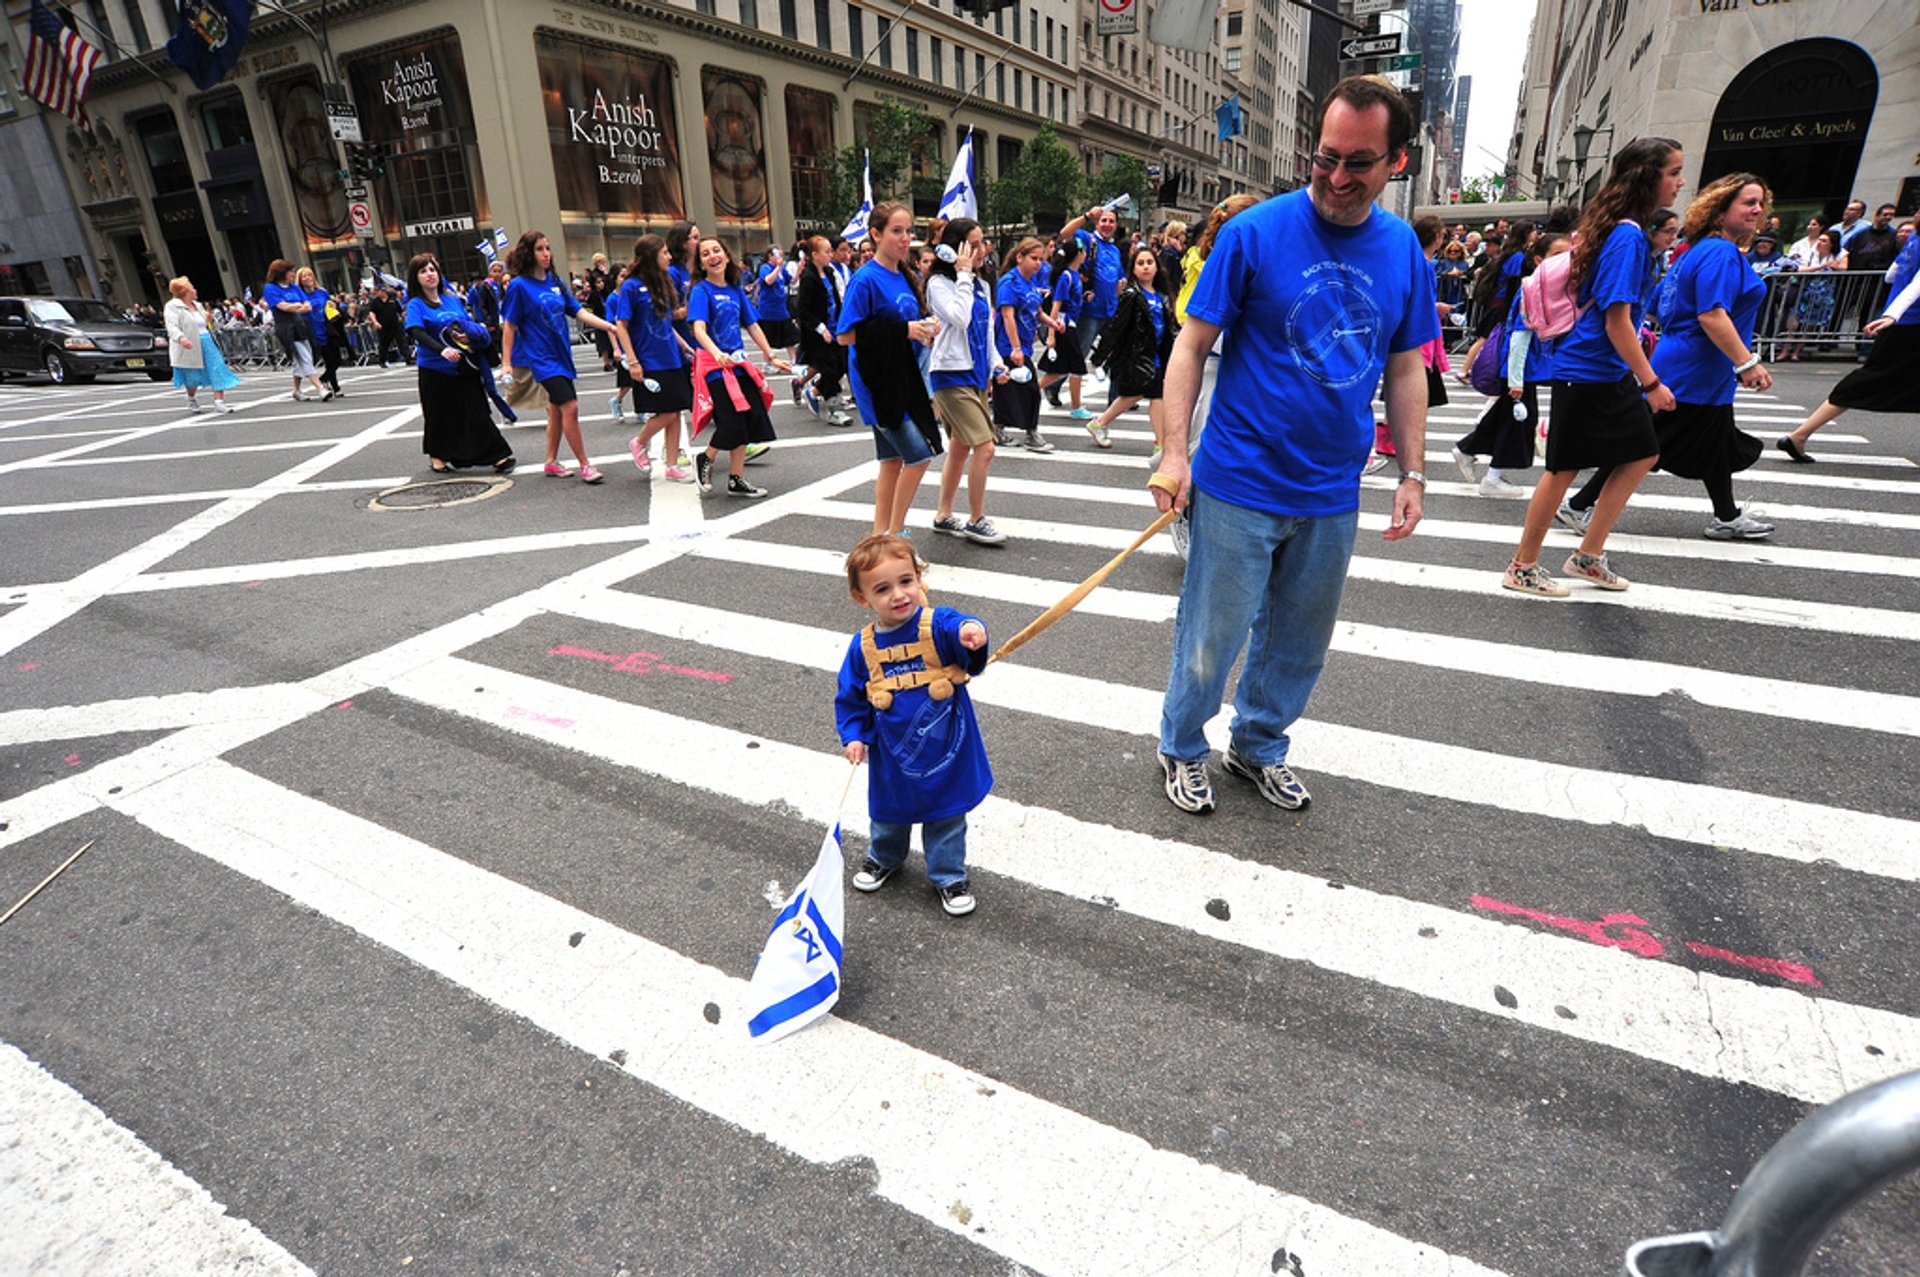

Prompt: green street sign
[{"left": 1376, "top": 52, "right": 1423, "bottom": 72}]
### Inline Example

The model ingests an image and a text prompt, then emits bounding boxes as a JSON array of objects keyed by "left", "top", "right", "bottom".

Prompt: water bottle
[
  {"left": 1008, "top": 365, "right": 1033, "bottom": 384},
  {"left": 642, "top": 377, "right": 661, "bottom": 393},
  {"left": 1512, "top": 401, "right": 1530, "bottom": 423}
]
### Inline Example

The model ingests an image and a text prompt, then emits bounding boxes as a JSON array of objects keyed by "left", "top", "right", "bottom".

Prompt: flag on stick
[
  {"left": 841, "top": 150, "right": 875, "bottom": 244},
  {"left": 990, "top": 506, "right": 1177, "bottom": 665},
  {"left": 746, "top": 820, "right": 847, "bottom": 1042},
  {"left": 165, "top": 0, "right": 249, "bottom": 92},
  {"left": 937, "top": 129, "right": 978, "bottom": 222},
  {"left": 24, "top": 0, "right": 103, "bottom": 129},
  {"left": 1148, "top": 0, "right": 1217, "bottom": 56}
]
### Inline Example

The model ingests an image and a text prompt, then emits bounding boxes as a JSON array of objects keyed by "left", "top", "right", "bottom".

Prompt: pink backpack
[{"left": 1521, "top": 249, "right": 1585, "bottom": 339}]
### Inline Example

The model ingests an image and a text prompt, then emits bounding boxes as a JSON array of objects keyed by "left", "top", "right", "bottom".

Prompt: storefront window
[
  {"left": 201, "top": 95, "right": 252, "bottom": 150},
  {"left": 703, "top": 69, "right": 771, "bottom": 231},
  {"left": 535, "top": 30, "right": 686, "bottom": 223},
  {"left": 786, "top": 86, "right": 836, "bottom": 223}
]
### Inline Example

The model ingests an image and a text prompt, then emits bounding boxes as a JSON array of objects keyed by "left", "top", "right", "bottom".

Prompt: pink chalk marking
[
  {"left": 1470, "top": 895, "right": 1666, "bottom": 959},
  {"left": 335, "top": 699, "right": 354, "bottom": 710},
  {"left": 656, "top": 663, "right": 734, "bottom": 683},
  {"left": 552, "top": 644, "right": 733, "bottom": 683},
  {"left": 15, "top": 663, "right": 38, "bottom": 672},
  {"left": 549, "top": 644, "right": 621, "bottom": 664},
  {"left": 504, "top": 705, "right": 576, "bottom": 729},
  {"left": 243, "top": 580, "right": 265, "bottom": 590},
  {"left": 1684, "top": 941, "right": 1823, "bottom": 988},
  {"left": 612, "top": 651, "right": 664, "bottom": 672},
  {"left": 65, "top": 754, "right": 82, "bottom": 767}
]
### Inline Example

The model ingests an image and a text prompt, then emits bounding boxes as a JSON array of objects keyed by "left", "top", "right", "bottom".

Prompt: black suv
[{"left": 0, "top": 296, "right": 172, "bottom": 384}]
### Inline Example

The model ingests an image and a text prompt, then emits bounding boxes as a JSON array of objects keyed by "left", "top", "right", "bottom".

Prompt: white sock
[{"left": 1485, "top": 467, "right": 1503, "bottom": 482}]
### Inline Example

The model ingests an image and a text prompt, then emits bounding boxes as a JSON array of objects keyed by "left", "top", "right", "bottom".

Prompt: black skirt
[
  {"left": 1650, "top": 401, "right": 1761, "bottom": 481},
  {"left": 1039, "top": 326, "right": 1088, "bottom": 376},
  {"left": 759, "top": 317, "right": 798, "bottom": 347},
  {"left": 419, "top": 368, "right": 511, "bottom": 467},
  {"left": 1543, "top": 376, "right": 1660, "bottom": 473},
  {"left": 632, "top": 364, "right": 693, "bottom": 414},
  {"left": 703, "top": 365, "right": 777, "bottom": 450},
  {"left": 1425, "top": 365, "right": 1448, "bottom": 408},
  {"left": 992, "top": 376, "right": 1042, "bottom": 433},
  {"left": 1830, "top": 322, "right": 1920, "bottom": 413}
]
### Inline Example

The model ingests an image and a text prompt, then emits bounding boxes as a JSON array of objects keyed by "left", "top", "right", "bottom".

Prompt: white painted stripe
[
  {"left": 698, "top": 537, "right": 1920, "bottom": 737},
  {"left": 387, "top": 656, "right": 1920, "bottom": 1106},
  {"left": 33, "top": 437, "right": 380, "bottom": 469},
  {"left": 556, "top": 589, "right": 1920, "bottom": 883},
  {"left": 0, "top": 406, "right": 421, "bottom": 658},
  {"left": 807, "top": 499, "right": 1920, "bottom": 641},
  {"left": 979, "top": 473, "right": 1920, "bottom": 580},
  {"left": 0, "top": 683, "right": 319, "bottom": 746},
  {"left": 0, "top": 478, "right": 411, "bottom": 522},
  {"left": 118, "top": 759, "right": 1510, "bottom": 1277},
  {"left": 1359, "top": 473, "right": 1920, "bottom": 533},
  {"left": 0, "top": 1042, "right": 314, "bottom": 1277}
]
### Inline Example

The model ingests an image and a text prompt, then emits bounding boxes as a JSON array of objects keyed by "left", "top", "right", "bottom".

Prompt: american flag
[{"left": 24, "top": 0, "right": 104, "bottom": 129}]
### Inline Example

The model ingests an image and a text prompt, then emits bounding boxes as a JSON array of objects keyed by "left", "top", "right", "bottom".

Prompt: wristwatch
[{"left": 1398, "top": 470, "right": 1427, "bottom": 486}]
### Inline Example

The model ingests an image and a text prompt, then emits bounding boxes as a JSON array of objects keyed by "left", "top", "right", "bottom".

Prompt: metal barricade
[
  {"left": 1754, "top": 268, "right": 1888, "bottom": 359},
  {"left": 1624, "top": 1068, "right": 1920, "bottom": 1277}
]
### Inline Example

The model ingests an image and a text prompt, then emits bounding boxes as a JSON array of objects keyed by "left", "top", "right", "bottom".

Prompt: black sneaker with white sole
[
  {"left": 1222, "top": 748, "right": 1311, "bottom": 810},
  {"left": 694, "top": 452, "right": 713, "bottom": 493},
  {"left": 726, "top": 474, "right": 768, "bottom": 499},
  {"left": 937, "top": 880, "right": 976, "bottom": 916},
  {"left": 1159, "top": 752, "right": 1216, "bottom": 814},
  {"left": 852, "top": 859, "right": 899, "bottom": 892}
]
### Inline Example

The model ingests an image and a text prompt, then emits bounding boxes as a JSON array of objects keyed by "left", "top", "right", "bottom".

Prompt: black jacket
[{"left": 1088, "top": 285, "right": 1177, "bottom": 398}]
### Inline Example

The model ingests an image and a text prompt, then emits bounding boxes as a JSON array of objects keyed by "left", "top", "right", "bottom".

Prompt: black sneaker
[
  {"left": 726, "top": 474, "right": 768, "bottom": 499},
  {"left": 937, "top": 879, "right": 976, "bottom": 916},
  {"left": 1044, "top": 384, "right": 1063, "bottom": 408},
  {"left": 1159, "top": 752, "right": 1215, "bottom": 815},
  {"left": 852, "top": 859, "right": 898, "bottom": 892},
  {"left": 694, "top": 452, "right": 713, "bottom": 493},
  {"left": 1221, "top": 748, "right": 1311, "bottom": 810}
]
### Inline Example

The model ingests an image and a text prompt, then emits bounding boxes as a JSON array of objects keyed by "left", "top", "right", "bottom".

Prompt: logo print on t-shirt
[{"left": 1285, "top": 272, "right": 1380, "bottom": 390}]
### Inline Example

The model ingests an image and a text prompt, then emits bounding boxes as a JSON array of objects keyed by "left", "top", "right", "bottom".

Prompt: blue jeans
[
  {"left": 1158, "top": 490, "right": 1358, "bottom": 766},
  {"left": 1079, "top": 312, "right": 1110, "bottom": 362},
  {"left": 868, "top": 814, "right": 969, "bottom": 888}
]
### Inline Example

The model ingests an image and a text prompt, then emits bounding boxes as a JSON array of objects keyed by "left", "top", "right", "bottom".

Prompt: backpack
[
  {"left": 1521, "top": 249, "right": 1586, "bottom": 339},
  {"left": 1468, "top": 317, "right": 1508, "bottom": 396}
]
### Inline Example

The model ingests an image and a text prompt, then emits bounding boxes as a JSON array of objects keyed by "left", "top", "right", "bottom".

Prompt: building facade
[
  {"left": 6, "top": 0, "right": 1088, "bottom": 303},
  {"left": 0, "top": 15, "right": 100, "bottom": 296},
  {"left": 1509, "top": 0, "right": 1920, "bottom": 225}
]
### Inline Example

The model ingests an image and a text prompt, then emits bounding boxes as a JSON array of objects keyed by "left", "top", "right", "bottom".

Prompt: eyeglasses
[{"left": 1311, "top": 151, "right": 1388, "bottom": 175}]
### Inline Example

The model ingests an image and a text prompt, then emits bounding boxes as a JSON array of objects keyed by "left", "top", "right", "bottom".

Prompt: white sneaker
[
  {"left": 1362, "top": 453, "right": 1392, "bottom": 475},
  {"left": 1554, "top": 500, "right": 1593, "bottom": 533},
  {"left": 1703, "top": 508, "right": 1776, "bottom": 541},
  {"left": 1451, "top": 444, "right": 1478, "bottom": 483},
  {"left": 1478, "top": 474, "right": 1527, "bottom": 498},
  {"left": 215, "top": 400, "right": 235, "bottom": 413},
  {"left": 186, "top": 397, "right": 202, "bottom": 412}
]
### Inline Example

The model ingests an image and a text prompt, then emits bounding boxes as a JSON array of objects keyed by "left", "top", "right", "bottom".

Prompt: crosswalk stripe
[
  {"left": 385, "top": 654, "right": 1919, "bottom": 1106},
  {"left": 695, "top": 538, "right": 1920, "bottom": 737},
  {"left": 554, "top": 587, "right": 1920, "bottom": 883},
  {"left": 117, "top": 757, "right": 1512, "bottom": 1277},
  {"left": 0, "top": 479, "right": 412, "bottom": 522},
  {"left": 808, "top": 499, "right": 1920, "bottom": 641},
  {"left": 0, "top": 1042, "right": 314, "bottom": 1277},
  {"left": 976, "top": 473, "right": 1920, "bottom": 579}
]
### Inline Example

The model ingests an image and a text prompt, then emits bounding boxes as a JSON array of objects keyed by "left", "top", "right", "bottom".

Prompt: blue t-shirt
[
  {"left": 1186, "top": 189, "right": 1439, "bottom": 519},
  {"left": 501, "top": 273, "right": 580, "bottom": 382},
  {"left": 264, "top": 282, "right": 305, "bottom": 337},
  {"left": 757, "top": 262, "right": 791, "bottom": 320},
  {"left": 834, "top": 605, "right": 992, "bottom": 825},
  {"left": 618, "top": 278, "right": 683, "bottom": 370},
  {"left": 1888, "top": 235, "right": 1920, "bottom": 328},
  {"left": 688, "top": 280, "right": 758, "bottom": 359},
  {"left": 668, "top": 262, "right": 694, "bottom": 343},
  {"left": 1505, "top": 286, "right": 1554, "bottom": 383},
  {"left": 405, "top": 293, "right": 472, "bottom": 375},
  {"left": 303, "top": 287, "right": 330, "bottom": 344},
  {"left": 1650, "top": 237, "right": 1766, "bottom": 405},
  {"left": 1553, "top": 222, "right": 1655, "bottom": 384},
  {"left": 931, "top": 277, "right": 995, "bottom": 393},
  {"left": 1079, "top": 231, "right": 1123, "bottom": 319},
  {"left": 995, "top": 267, "right": 1043, "bottom": 360},
  {"left": 1143, "top": 289, "right": 1166, "bottom": 344},
  {"left": 835, "top": 260, "right": 924, "bottom": 427},
  {"left": 1049, "top": 267, "right": 1083, "bottom": 324},
  {"left": 603, "top": 287, "right": 624, "bottom": 327}
]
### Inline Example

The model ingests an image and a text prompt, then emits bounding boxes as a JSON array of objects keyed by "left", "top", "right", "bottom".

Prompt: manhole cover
[{"left": 369, "top": 476, "right": 513, "bottom": 511}]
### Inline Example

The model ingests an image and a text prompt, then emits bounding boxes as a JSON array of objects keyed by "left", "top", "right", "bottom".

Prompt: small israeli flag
[
  {"left": 477, "top": 239, "right": 495, "bottom": 261},
  {"left": 1103, "top": 192, "right": 1135, "bottom": 214},
  {"left": 841, "top": 150, "right": 874, "bottom": 245},
  {"left": 937, "top": 129, "right": 977, "bottom": 222},
  {"left": 493, "top": 227, "right": 510, "bottom": 249},
  {"left": 745, "top": 823, "right": 846, "bottom": 1042}
]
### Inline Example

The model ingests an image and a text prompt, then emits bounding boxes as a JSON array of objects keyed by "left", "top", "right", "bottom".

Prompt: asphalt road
[{"left": 1, "top": 352, "right": 1916, "bottom": 1277}]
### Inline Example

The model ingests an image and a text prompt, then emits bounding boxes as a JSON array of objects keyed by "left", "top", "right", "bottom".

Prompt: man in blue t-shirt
[
  {"left": 1058, "top": 205, "right": 1125, "bottom": 364},
  {"left": 1148, "top": 76, "right": 1438, "bottom": 819}
]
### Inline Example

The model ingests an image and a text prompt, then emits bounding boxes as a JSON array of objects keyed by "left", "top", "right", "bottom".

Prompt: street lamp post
[{"left": 1571, "top": 123, "right": 1615, "bottom": 197}]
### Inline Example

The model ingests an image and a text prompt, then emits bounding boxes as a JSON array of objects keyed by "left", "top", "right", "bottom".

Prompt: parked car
[{"left": 0, "top": 296, "right": 172, "bottom": 384}]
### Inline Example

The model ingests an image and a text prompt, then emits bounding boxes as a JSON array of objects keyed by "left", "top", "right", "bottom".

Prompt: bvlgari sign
[{"left": 537, "top": 30, "right": 686, "bottom": 221}]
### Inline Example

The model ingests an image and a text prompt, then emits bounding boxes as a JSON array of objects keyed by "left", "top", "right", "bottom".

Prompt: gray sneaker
[
  {"left": 1450, "top": 444, "right": 1478, "bottom": 483},
  {"left": 1159, "top": 752, "right": 1215, "bottom": 815},
  {"left": 931, "top": 513, "right": 967, "bottom": 537},
  {"left": 1554, "top": 500, "right": 1593, "bottom": 533},
  {"left": 1024, "top": 429, "right": 1055, "bottom": 454},
  {"left": 962, "top": 517, "right": 1007, "bottom": 545},
  {"left": 1222, "top": 748, "right": 1311, "bottom": 811},
  {"left": 1703, "top": 508, "right": 1775, "bottom": 540},
  {"left": 1170, "top": 511, "right": 1191, "bottom": 561}
]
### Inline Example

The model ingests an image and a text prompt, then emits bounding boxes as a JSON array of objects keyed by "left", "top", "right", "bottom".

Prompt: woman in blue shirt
[
  {"left": 1562, "top": 176, "right": 1776, "bottom": 541},
  {"left": 498, "top": 230, "right": 622, "bottom": 484},
  {"left": 1038, "top": 240, "right": 1089, "bottom": 418},
  {"left": 263, "top": 259, "right": 329, "bottom": 403},
  {"left": 992, "top": 237, "right": 1052, "bottom": 453},
  {"left": 1779, "top": 225, "right": 1920, "bottom": 459},
  {"left": 405, "top": 253, "right": 514, "bottom": 475},
  {"left": 296, "top": 267, "right": 342, "bottom": 399},
  {"left": 1086, "top": 247, "right": 1177, "bottom": 452},
  {"left": 617, "top": 234, "right": 697, "bottom": 483},
  {"left": 1501, "top": 137, "right": 1685, "bottom": 597},
  {"left": 688, "top": 236, "right": 791, "bottom": 498}
]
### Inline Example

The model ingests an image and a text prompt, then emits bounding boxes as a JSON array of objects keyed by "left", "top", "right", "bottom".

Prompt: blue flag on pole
[
  {"left": 841, "top": 151, "right": 874, "bottom": 245},
  {"left": 746, "top": 823, "right": 847, "bottom": 1041},
  {"left": 165, "top": 0, "right": 249, "bottom": 92},
  {"left": 1215, "top": 96, "right": 1245, "bottom": 143},
  {"left": 937, "top": 129, "right": 978, "bottom": 222}
]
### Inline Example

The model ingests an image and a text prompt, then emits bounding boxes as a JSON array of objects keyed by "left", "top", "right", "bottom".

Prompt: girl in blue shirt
[
  {"left": 666, "top": 220, "right": 700, "bottom": 348},
  {"left": 688, "top": 236, "right": 791, "bottom": 498},
  {"left": 1086, "top": 247, "right": 1177, "bottom": 453},
  {"left": 1038, "top": 241, "right": 1089, "bottom": 417},
  {"left": 296, "top": 267, "right": 341, "bottom": 399},
  {"left": 1454, "top": 232, "right": 1567, "bottom": 494},
  {"left": 617, "top": 234, "right": 697, "bottom": 483},
  {"left": 992, "top": 237, "right": 1052, "bottom": 453},
  {"left": 404, "top": 252, "right": 514, "bottom": 475},
  {"left": 498, "top": 230, "right": 622, "bottom": 484},
  {"left": 1502, "top": 136, "right": 1685, "bottom": 598},
  {"left": 263, "top": 259, "right": 328, "bottom": 403},
  {"left": 1780, "top": 228, "right": 1920, "bottom": 458}
]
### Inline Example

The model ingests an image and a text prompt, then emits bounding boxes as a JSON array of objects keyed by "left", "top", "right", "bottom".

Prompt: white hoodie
[{"left": 926, "top": 270, "right": 1007, "bottom": 380}]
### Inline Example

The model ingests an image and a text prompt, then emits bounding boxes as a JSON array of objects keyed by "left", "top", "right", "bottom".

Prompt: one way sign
[{"left": 1340, "top": 32, "right": 1403, "bottom": 59}]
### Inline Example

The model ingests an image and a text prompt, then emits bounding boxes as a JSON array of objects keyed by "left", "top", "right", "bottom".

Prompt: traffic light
[
  {"left": 345, "top": 143, "right": 389, "bottom": 182},
  {"left": 366, "top": 143, "right": 387, "bottom": 179}
]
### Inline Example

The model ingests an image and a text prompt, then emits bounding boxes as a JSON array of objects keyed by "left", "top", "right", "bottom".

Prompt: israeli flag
[
  {"left": 841, "top": 150, "right": 874, "bottom": 245},
  {"left": 493, "top": 227, "right": 510, "bottom": 249},
  {"left": 745, "top": 823, "right": 846, "bottom": 1042},
  {"left": 937, "top": 129, "right": 977, "bottom": 222},
  {"left": 1103, "top": 192, "right": 1135, "bottom": 214},
  {"left": 476, "top": 239, "right": 495, "bottom": 261}
]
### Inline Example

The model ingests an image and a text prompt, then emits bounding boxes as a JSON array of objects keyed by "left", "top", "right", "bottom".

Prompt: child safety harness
[{"left": 860, "top": 609, "right": 970, "bottom": 710}]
